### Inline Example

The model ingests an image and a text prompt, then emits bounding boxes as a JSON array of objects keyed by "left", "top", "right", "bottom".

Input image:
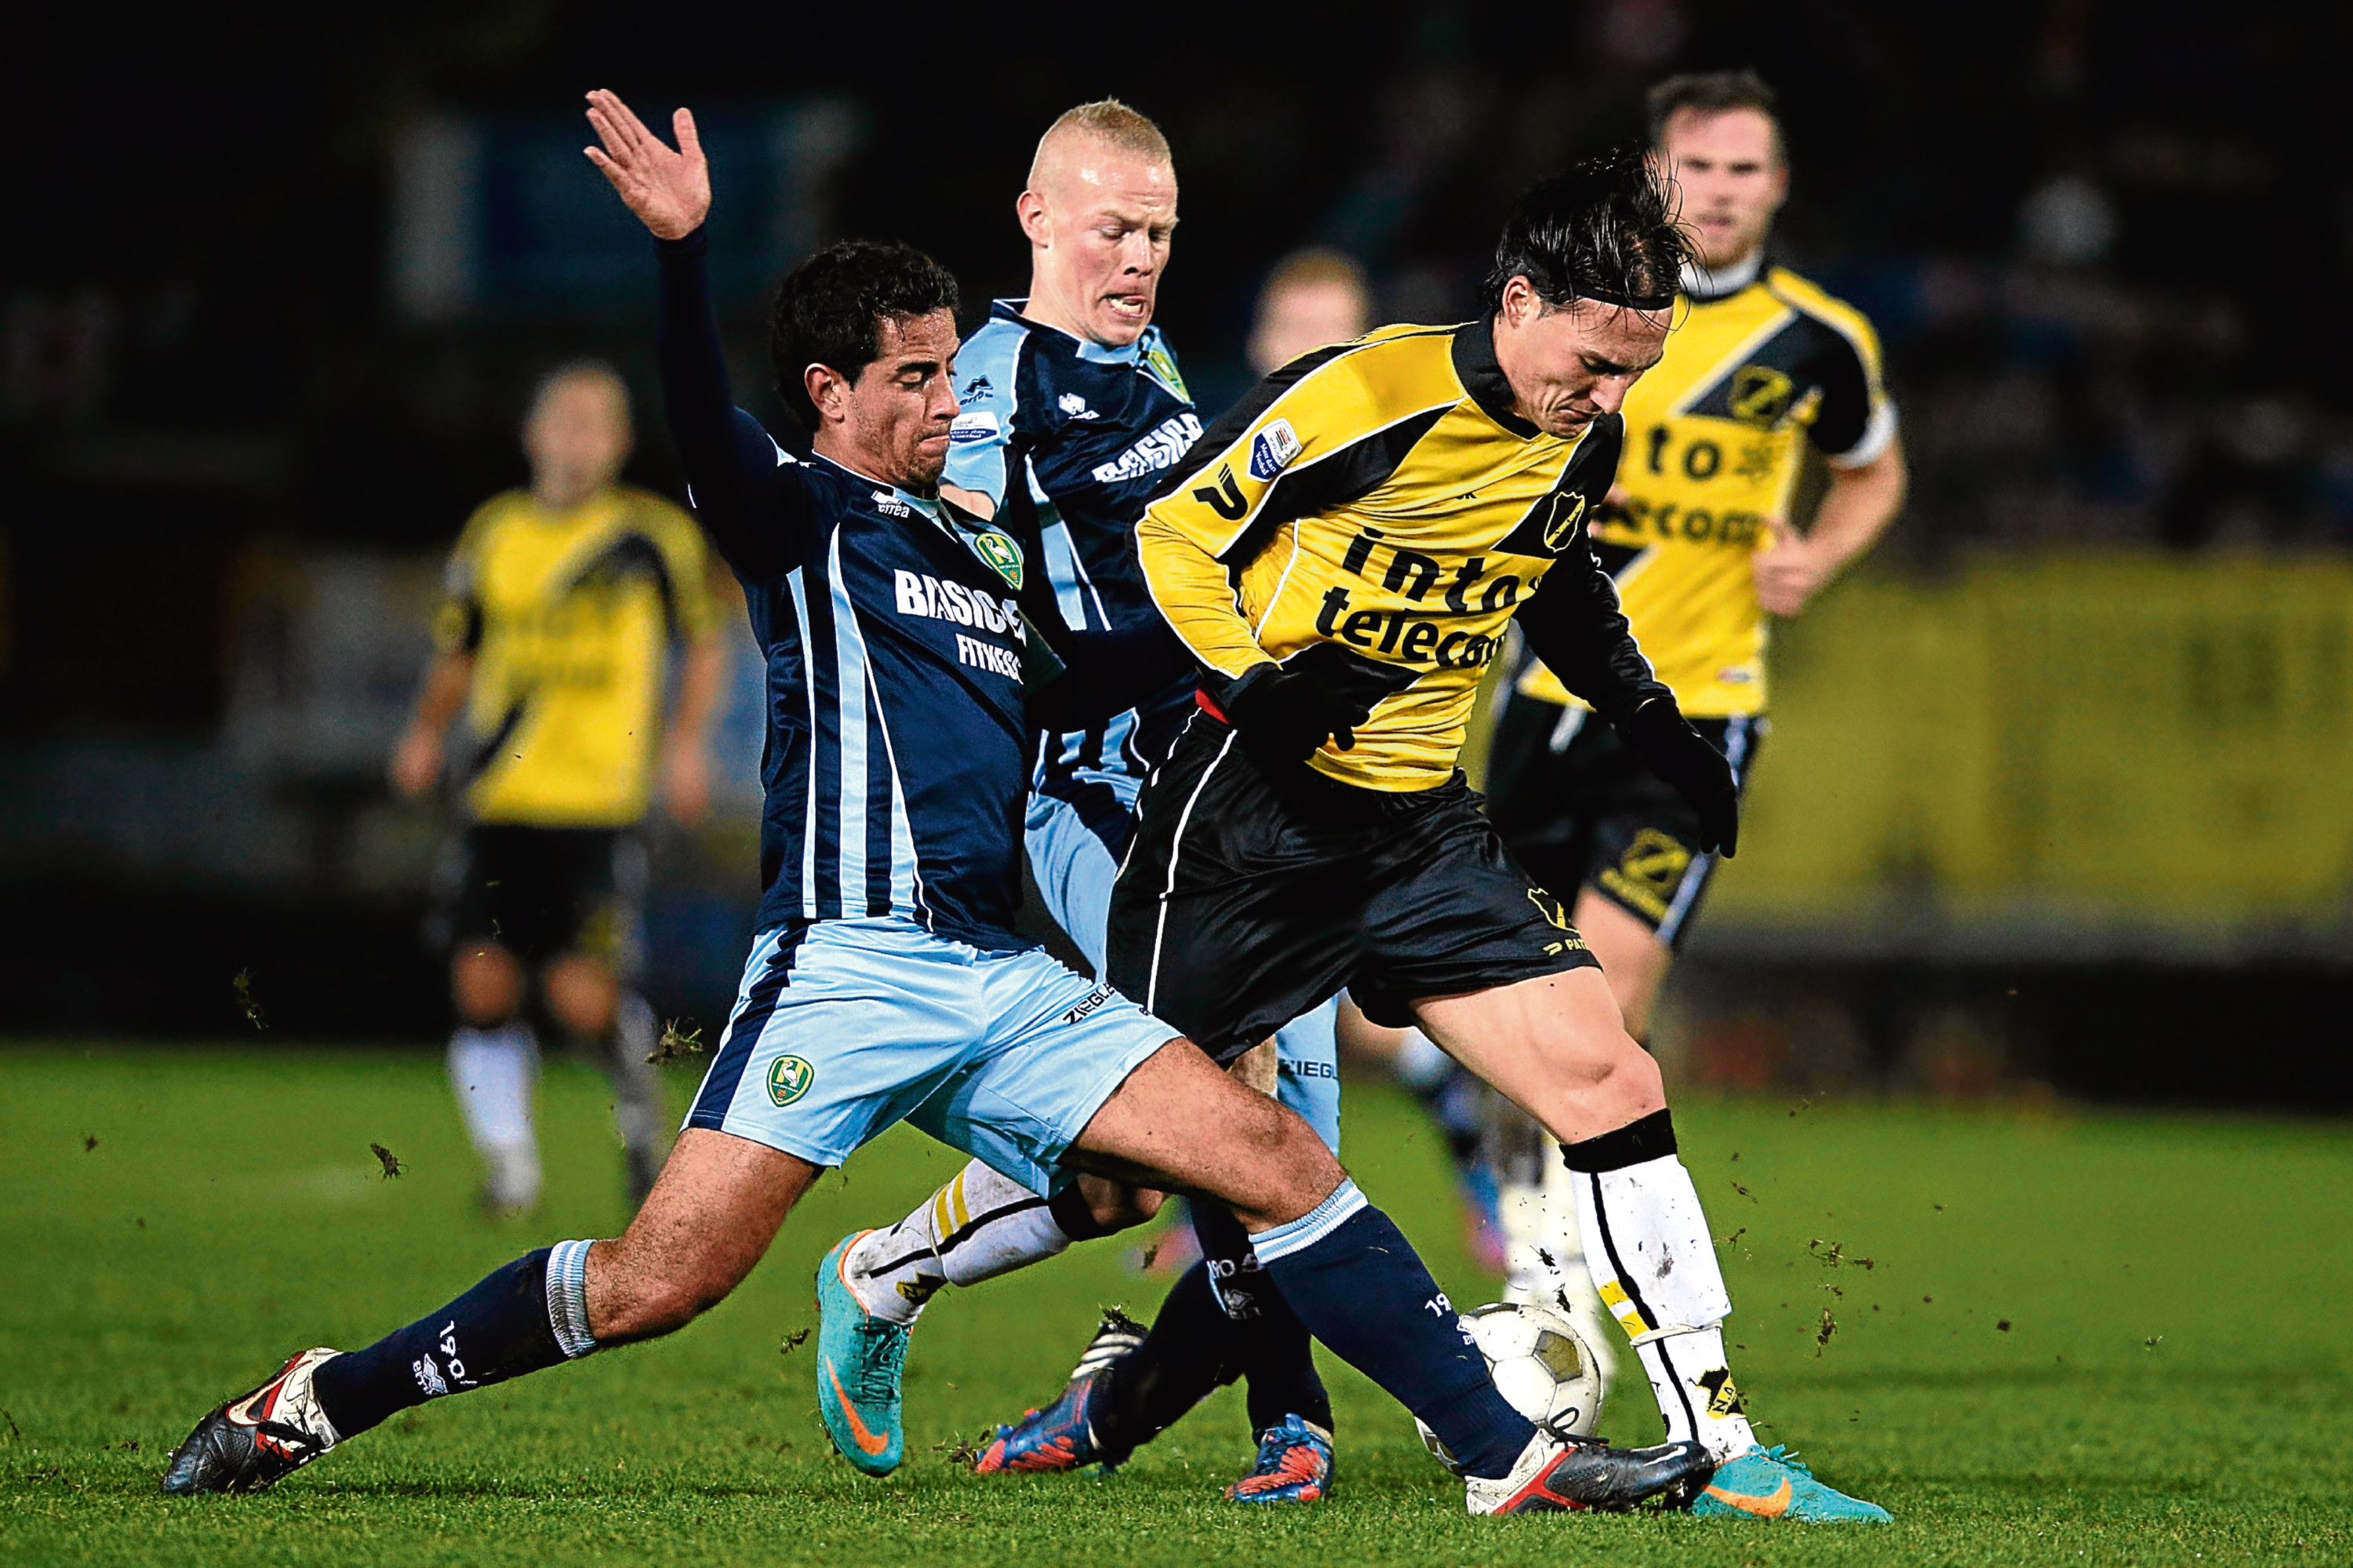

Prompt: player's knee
[
  {"left": 586, "top": 1250, "right": 735, "bottom": 1342},
  {"left": 1586, "top": 1031, "right": 1666, "bottom": 1113},
  {"left": 544, "top": 956, "right": 618, "bottom": 1036},
  {"left": 453, "top": 945, "right": 523, "bottom": 1024},
  {"left": 1090, "top": 1186, "right": 1163, "bottom": 1230}
]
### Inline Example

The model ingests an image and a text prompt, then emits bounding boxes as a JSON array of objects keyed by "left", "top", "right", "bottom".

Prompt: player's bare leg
[
  {"left": 544, "top": 951, "right": 667, "bottom": 1206},
  {"left": 448, "top": 941, "right": 541, "bottom": 1216},
  {"left": 1489, "top": 894, "right": 1672, "bottom": 1392}
]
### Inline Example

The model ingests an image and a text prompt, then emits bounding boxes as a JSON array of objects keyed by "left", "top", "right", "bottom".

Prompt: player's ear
[
  {"left": 806, "top": 363, "right": 847, "bottom": 425},
  {"left": 1016, "top": 188, "right": 1052, "bottom": 249}
]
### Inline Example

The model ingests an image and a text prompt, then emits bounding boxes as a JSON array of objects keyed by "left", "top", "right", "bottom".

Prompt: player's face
[
  {"left": 828, "top": 309, "right": 962, "bottom": 491},
  {"left": 1248, "top": 278, "right": 1370, "bottom": 377},
  {"left": 1027, "top": 146, "right": 1177, "bottom": 348},
  {"left": 1492, "top": 282, "right": 1669, "bottom": 439},
  {"left": 1658, "top": 107, "right": 1787, "bottom": 271},
  {"left": 524, "top": 376, "right": 631, "bottom": 508}
]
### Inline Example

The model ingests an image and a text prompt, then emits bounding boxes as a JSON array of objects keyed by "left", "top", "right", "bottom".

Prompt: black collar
[{"left": 1452, "top": 318, "right": 1539, "bottom": 439}]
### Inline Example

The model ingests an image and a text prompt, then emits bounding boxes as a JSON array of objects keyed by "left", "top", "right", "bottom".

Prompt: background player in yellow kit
[
  {"left": 390, "top": 362, "right": 727, "bottom": 1214},
  {"left": 1481, "top": 71, "right": 1907, "bottom": 1362}
]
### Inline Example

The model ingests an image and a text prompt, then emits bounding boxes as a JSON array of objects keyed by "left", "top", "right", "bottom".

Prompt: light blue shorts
[
  {"left": 685, "top": 915, "right": 1177, "bottom": 1194},
  {"left": 1027, "top": 788, "right": 1342, "bottom": 1155}
]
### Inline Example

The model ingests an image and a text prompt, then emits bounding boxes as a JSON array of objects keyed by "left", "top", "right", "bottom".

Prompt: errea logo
[
  {"left": 1058, "top": 392, "right": 1099, "bottom": 420},
  {"left": 871, "top": 489, "right": 912, "bottom": 518}
]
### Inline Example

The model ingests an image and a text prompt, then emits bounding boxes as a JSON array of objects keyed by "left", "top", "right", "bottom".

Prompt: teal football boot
[
  {"left": 1690, "top": 1443, "right": 1890, "bottom": 1523},
  {"left": 815, "top": 1231, "right": 910, "bottom": 1475}
]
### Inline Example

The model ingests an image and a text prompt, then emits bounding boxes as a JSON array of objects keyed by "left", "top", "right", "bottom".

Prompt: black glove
[
  {"left": 1221, "top": 653, "right": 1377, "bottom": 767},
  {"left": 1619, "top": 698, "right": 1741, "bottom": 857}
]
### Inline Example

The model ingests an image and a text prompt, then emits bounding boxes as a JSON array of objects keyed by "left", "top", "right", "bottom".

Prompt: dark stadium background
[{"left": 5, "top": 0, "right": 2347, "bottom": 1105}]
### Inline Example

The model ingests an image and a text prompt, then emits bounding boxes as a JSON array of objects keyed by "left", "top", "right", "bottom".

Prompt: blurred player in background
[
  {"left": 1246, "top": 249, "right": 1371, "bottom": 376},
  {"left": 1480, "top": 72, "right": 1907, "bottom": 1375},
  {"left": 390, "top": 362, "right": 727, "bottom": 1215}
]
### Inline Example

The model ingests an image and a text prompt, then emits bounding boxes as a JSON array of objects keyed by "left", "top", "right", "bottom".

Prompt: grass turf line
[{"left": 0, "top": 1043, "right": 2346, "bottom": 1566}]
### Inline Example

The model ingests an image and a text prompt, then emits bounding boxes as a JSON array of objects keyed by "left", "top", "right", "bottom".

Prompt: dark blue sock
[
  {"left": 1098, "top": 1260, "right": 1233, "bottom": 1456},
  {"left": 1189, "top": 1201, "right": 1333, "bottom": 1434},
  {"left": 1254, "top": 1181, "right": 1532, "bottom": 1479},
  {"left": 310, "top": 1240, "right": 595, "bottom": 1439}
]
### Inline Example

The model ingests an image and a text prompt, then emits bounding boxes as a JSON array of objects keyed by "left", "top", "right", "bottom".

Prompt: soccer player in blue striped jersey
[
  {"left": 822, "top": 102, "right": 1349, "bottom": 1502},
  {"left": 157, "top": 91, "right": 1711, "bottom": 1521}
]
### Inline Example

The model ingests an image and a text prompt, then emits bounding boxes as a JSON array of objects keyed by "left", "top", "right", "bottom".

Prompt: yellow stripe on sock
[{"left": 1597, "top": 1279, "right": 1653, "bottom": 1333}]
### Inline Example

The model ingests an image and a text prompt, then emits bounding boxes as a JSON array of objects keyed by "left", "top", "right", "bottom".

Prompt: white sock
[
  {"left": 1564, "top": 1110, "right": 1753, "bottom": 1459},
  {"left": 1635, "top": 1326, "right": 1756, "bottom": 1457},
  {"left": 1495, "top": 1144, "right": 1618, "bottom": 1396},
  {"left": 841, "top": 1160, "right": 1072, "bottom": 1326},
  {"left": 1392, "top": 1026, "right": 1453, "bottom": 1091},
  {"left": 449, "top": 1022, "right": 540, "bottom": 1210}
]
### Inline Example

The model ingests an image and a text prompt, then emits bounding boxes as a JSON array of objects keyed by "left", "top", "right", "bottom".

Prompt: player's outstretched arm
[
  {"left": 584, "top": 90, "right": 708, "bottom": 241},
  {"left": 584, "top": 91, "right": 802, "bottom": 579}
]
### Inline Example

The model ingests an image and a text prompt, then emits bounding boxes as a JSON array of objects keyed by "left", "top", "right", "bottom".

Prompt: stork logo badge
[
  {"left": 973, "top": 530, "right": 1024, "bottom": 589},
  {"left": 1191, "top": 464, "right": 1248, "bottom": 521},
  {"left": 767, "top": 1054, "right": 815, "bottom": 1107}
]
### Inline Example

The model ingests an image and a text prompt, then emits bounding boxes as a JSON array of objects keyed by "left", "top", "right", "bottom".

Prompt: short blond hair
[{"left": 1027, "top": 99, "right": 1173, "bottom": 189}]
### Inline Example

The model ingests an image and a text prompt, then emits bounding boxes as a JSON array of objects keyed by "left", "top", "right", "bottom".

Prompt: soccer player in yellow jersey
[
  {"left": 1481, "top": 71, "right": 1907, "bottom": 1405},
  {"left": 389, "top": 362, "right": 727, "bottom": 1214},
  {"left": 1093, "top": 150, "right": 1888, "bottom": 1521}
]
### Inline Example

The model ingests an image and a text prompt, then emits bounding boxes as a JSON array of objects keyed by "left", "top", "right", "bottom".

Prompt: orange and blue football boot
[
  {"left": 1690, "top": 1443, "right": 1890, "bottom": 1522},
  {"left": 1223, "top": 1414, "right": 1334, "bottom": 1503},
  {"left": 973, "top": 1366, "right": 1121, "bottom": 1475},
  {"left": 815, "top": 1232, "right": 909, "bottom": 1476}
]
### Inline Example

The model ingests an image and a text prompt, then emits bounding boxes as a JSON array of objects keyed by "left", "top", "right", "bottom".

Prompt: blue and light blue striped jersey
[
  {"left": 944, "top": 301, "right": 1204, "bottom": 806},
  {"left": 656, "top": 235, "right": 1052, "bottom": 950}
]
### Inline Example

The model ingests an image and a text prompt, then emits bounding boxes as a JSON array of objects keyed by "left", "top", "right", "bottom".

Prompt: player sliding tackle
[
  {"left": 156, "top": 90, "right": 1711, "bottom": 1519},
  {"left": 979, "top": 149, "right": 1889, "bottom": 1523}
]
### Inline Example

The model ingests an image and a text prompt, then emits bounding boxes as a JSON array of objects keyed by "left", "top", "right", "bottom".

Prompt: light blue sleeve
[{"left": 943, "top": 322, "right": 1025, "bottom": 511}]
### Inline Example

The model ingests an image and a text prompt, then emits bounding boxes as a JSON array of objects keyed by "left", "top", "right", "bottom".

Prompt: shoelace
[
  {"left": 1755, "top": 1443, "right": 1813, "bottom": 1478},
  {"left": 848, "top": 1321, "right": 909, "bottom": 1402}
]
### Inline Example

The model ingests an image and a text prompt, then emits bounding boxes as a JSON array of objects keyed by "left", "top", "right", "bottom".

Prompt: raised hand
[{"left": 584, "top": 89, "right": 710, "bottom": 240}]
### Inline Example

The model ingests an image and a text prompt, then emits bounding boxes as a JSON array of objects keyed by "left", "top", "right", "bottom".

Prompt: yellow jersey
[
  {"left": 435, "top": 486, "right": 718, "bottom": 827},
  {"left": 1516, "top": 261, "right": 1893, "bottom": 716},
  {"left": 1137, "top": 321, "right": 1663, "bottom": 791}
]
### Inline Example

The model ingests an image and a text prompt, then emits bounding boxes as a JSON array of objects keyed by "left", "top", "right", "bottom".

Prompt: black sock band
[
  {"left": 1561, "top": 1108, "right": 1677, "bottom": 1173},
  {"left": 1046, "top": 1183, "right": 1113, "bottom": 1243},
  {"left": 311, "top": 1248, "right": 567, "bottom": 1440}
]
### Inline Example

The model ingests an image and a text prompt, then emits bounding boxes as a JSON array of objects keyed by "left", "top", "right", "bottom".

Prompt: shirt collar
[
  {"left": 1682, "top": 249, "right": 1765, "bottom": 303},
  {"left": 993, "top": 298, "right": 1147, "bottom": 365},
  {"left": 808, "top": 450, "right": 944, "bottom": 522},
  {"left": 1452, "top": 318, "right": 1540, "bottom": 439}
]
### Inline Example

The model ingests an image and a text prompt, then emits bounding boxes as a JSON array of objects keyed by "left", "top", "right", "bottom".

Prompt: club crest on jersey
[
  {"left": 1143, "top": 343, "right": 1190, "bottom": 401},
  {"left": 767, "top": 1054, "right": 816, "bottom": 1107},
  {"left": 1730, "top": 365, "right": 1796, "bottom": 427},
  {"left": 1249, "top": 418, "right": 1304, "bottom": 481},
  {"left": 972, "top": 530, "right": 1024, "bottom": 589}
]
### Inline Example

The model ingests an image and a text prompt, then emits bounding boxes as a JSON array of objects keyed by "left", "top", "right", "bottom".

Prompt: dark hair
[
  {"left": 1477, "top": 147, "right": 1690, "bottom": 317},
  {"left": 769, "top": 240, "right": 960, "bottom": 429},
  {"left": 1646, "top": 70, "right": 1782, "bottom": 157}
]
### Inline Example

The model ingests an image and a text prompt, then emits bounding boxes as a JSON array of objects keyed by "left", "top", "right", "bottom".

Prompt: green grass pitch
[{"left": 2, "top": 1043, "right": 2346, "bottom": 1566}]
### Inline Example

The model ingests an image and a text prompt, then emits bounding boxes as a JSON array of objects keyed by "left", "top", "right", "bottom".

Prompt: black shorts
[
  {"left": 438, "top": 825, "right": 646, "bottom": 971},
  {"left": 1483, "top": 695, "right": 1764, "bottom": 952},
  {"left": 1106, "top": 710, "right": 1601, "bottom": 1063}
]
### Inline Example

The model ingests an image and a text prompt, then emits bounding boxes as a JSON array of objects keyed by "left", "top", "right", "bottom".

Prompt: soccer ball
[{"left": 1415, "top": 1301, "right": 1606, "bottom": 1471}]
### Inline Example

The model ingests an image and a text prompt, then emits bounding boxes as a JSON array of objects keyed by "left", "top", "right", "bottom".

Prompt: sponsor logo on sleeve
[
  {"left": 1249, "top": 418, "right": 1303, "bottom": 481},
  {"left": 950, "top": 410, "right": 999, "bottom": 444}
]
